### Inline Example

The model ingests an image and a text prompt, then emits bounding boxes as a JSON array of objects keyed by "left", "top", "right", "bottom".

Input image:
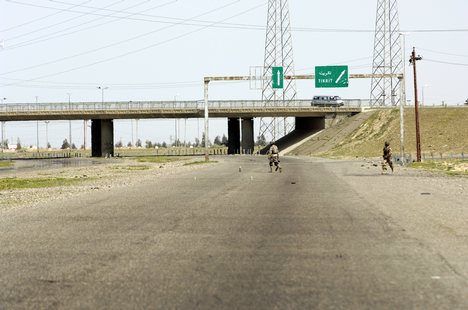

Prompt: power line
[
  {"left": 0, "top": 76, "right": 201, "bottom": 87},
  {"left": 5, "top": 0, "right": 248, "bottom": 30},
  {"left": 2, "top": 2, "right": 266, "bottom": 86},
  {"left": 417, "top": 47, "right": 468, "bottom": 58},
  {"left": 0, "top": 0, "right": 93, "bottom": 33},
  {"left": 0, "top": 0, "right": 244, "bottom": 76},
  {"left": 0, "top": 76, "right": 203, "bottom": 89},
  {"left": 424, "top": 58, "right": 468, "bottom": 67},
  {"left": 2, "top": 0, "right": 268, "bottom": 38},
  {"left": 295, "top": 56, "right": 372, "bottom": 72},
  {"left": 5, "top": 0, "right": 178, "bottom": 50},
  {"left": 4, "top": 0, "right": 468, "bottom": 36},
  {"left": 4, "top": 0, "right": 127, "bottom": 42},
  {"left": 0, "top": 83, "right": 203, "bottom": 90}
]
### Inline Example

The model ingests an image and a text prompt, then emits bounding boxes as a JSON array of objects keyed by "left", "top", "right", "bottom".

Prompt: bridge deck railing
[{"left": 0, "top": 99, "right": 370, "bottom": 112}]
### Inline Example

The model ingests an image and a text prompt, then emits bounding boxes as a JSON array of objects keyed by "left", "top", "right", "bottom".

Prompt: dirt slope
[
  {"left": 286, "top": 112, "right": 374, "bottom": 156},
  {"left": 288, "top": 107, "right": 468, "bottom": 158}
]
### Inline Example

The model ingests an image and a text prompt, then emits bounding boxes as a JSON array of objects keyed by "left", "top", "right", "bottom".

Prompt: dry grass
[
  {"left": 410, "top": 160, "right": 468, "bottom": 176},
  {"left": 321, "top": 107, "right": 468, "bottom": 158}
]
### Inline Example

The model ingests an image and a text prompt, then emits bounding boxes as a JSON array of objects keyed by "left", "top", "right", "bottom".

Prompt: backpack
[
  {"left": 383, "top": 146, "right": 391, "bottom": 158},
  {"left": 270, "top": 145, "right": 279, "bottom": 154}
]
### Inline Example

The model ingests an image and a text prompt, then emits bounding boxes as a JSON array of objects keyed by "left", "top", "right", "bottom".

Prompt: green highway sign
[
  {"left": 272, "top": 66, "right": 284, "bottom": 89},
  {"left": 315, "top": 65, "right": 349, "bottom": 88}
]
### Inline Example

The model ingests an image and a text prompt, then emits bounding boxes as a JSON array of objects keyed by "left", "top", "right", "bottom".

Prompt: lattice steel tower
[
  {"left": 259, "top": 0, "right": 297, "bottom": 141},
  {"left": 370, "top": 0, "right": 403, "bottom": 106}
]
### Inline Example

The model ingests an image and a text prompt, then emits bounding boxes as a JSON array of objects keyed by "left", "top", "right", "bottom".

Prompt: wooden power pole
[{"left": 410, "top": 47, "right": 423, "bottom": 162}]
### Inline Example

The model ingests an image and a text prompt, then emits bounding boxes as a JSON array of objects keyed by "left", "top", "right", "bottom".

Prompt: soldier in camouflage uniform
[
  {"left": 382, "top": 141, "right": 394, "bottom": 173},
  {"left": 267, "top": 142, "right": 282, "bottom": 173}
]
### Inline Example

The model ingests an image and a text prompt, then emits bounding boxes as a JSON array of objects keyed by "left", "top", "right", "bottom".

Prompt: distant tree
[
  {"left": 61, "top": 139, "right": 70, "bottom": 149},
  {"left": 136, "top": 139, "right": 142, "bottom": 147},
  {"left": 161, "top": 141, "right": 167, "bottom": 148},
  {"left": 194, "top": 138, "right": 200, "bottom": 147},
  {"left": 213, "top": 135, "right": 222, "bottom": 146},
  {"left": 71, "top": 143, "right": 77, "bottom": 150},
  {"left": 201, "top": 134, "right": 206, "bottom": 147},
  {"left": 16, "top": 138, "right": 22, "bottom": 150},
  {"left": 115, "top": 140, "right": 123, "bottom": 148},
  {"left": 145, "top": 140, "right": 153, "bottom": 148},
  {"left": 2, "top": 139, "right": 8, "bottom": 149},
  {"left": 80, "top": 144, "right": 85, "bottom": 150},
  {"left": 256, "top": 134, "right": 267, "bottom": 146},
  {"left": 221, "top": 134, "right": 228, "bottom": 146},
  {"left": 201, "top": 133, "right": 211, "bottom": 147},
  {"left": 127, "top": 141, "right": 132, "bottom": 147},
  {"left": 47, "top": 142, "right": 51, "bottom": 149}
]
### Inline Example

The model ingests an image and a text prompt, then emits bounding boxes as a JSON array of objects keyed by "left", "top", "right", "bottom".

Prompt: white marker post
[{"left": 204, "top": 80, "right": 209, "bottom": 162}]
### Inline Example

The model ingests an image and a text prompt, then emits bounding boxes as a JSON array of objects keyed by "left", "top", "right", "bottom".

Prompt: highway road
[{"left": 1, "top": 156, "right": 467, "bottom": 309}]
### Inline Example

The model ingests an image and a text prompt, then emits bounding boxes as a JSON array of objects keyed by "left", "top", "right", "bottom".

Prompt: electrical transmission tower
[
  {"left": 259, "top": 0, "right": 297, "bottom": 141},
  {"left": 370, "top": 0, "right": 404, "bottom": 106}
]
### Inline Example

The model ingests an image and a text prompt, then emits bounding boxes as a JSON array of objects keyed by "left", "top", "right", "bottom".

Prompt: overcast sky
[{"left": 0, "top": 0, "right": 467, "bottom": 148}]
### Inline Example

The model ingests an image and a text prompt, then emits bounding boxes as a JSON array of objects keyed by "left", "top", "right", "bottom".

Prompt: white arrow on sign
[{"left": 335, "top": 70, "right": 346, "bottom": 84}]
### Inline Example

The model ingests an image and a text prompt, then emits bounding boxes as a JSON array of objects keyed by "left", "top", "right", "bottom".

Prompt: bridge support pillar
[
  {"left": 91, "top": 119, "right": 114, "bottom": 157},
  {"left": 241, "top": 117, "right": 254, "bottom": 154},
  {"left": 227, "top": 118, "right": 240, "bottom": 154}
]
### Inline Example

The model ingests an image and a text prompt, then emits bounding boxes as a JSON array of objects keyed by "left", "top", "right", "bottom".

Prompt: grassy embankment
[
  {"left": 321, "top": 107, "right": 468, "bottom": 175},
  {"left": 322, "top": 108, "right": 468, "bottom": 158}
]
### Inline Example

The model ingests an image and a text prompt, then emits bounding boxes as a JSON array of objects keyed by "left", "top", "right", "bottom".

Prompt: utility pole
[
  {"left": 35, "top": 96, "right": 39, "bottom": 152},
  {"left": 410, "top": 47, "right": 423, "bottom": 162},
  {"left": 97, "top": 86, "right": 108, "bottom": 105},
  {"left": 398, "top": 32, "right": 407, "bottom": 163},
  {"left": 1, "top": 97, "right": 6, "bottom": 152},
  {"left": 83, "top": 120, "right": 87, "bottom": 151},
  {"left": 204, "top": 80, "right": 209, "bottom": 161},
  {"left": 135, "top": 119, "right": 139, "bottom": 146},
  {"left": 44, "top": 121, "right": 50, "bottom": 149},
  {"left": 67, "top": 93, "right": 72, "bottom": 148}
]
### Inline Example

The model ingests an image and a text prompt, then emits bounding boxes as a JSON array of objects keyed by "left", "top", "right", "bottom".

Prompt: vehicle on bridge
[{"left": 311, "top": 96, "right": 344, "bottom": 107}]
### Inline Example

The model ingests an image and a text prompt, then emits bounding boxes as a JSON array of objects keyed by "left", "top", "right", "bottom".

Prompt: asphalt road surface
[{"left": 1, "top": 156, "right": 467, "bottom": 309}]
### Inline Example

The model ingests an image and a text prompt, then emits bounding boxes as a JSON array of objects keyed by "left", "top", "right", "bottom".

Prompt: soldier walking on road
[
  {"left": 382, "top": 141, "right": 394, "bottom": 174},
  {"left": 267, "top": 141, "right": 282, "bottom": 173}
]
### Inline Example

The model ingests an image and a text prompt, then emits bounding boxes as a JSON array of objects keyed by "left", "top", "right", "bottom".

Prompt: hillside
[{"left": 290, "top": 107, "right": 468, "bottom": 158}]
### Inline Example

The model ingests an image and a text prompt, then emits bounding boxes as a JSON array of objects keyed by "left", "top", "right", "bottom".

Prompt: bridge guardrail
[
  {"left": 0, "top": 99, "right": 369, "bottom": 113},
  {"left": 0, "top": 101, "right": 201, "bottom": 112},
  {"left": 2, "top": 100, "right": 467, "bottom": 113}
]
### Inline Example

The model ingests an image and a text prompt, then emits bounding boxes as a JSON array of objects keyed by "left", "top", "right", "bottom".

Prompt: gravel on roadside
[{"left": 0, "top": 157, "right": 218, "bottom": 212}]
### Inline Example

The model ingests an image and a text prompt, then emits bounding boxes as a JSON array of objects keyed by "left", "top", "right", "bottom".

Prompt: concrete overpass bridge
[{"left": 0, "top": 99, "right": 364, "bottom": 157}]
